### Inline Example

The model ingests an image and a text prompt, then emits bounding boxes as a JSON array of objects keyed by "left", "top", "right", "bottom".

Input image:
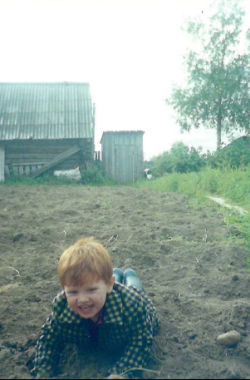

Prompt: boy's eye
[
  {"left": 88, "top": 288, "right": 97, "bottom": 292},
  {"left": 68, "top": 291, "right": 78, "bottom": 295}
]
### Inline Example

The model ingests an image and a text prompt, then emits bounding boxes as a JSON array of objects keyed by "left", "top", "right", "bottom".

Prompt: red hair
[{"left": 58, "top": 237, "right": 113, "bottom": 287}]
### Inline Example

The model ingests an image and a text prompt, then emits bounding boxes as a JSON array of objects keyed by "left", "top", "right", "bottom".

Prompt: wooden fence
[{"left": 5, "top": 163, "right": 46, "bottom": 177}]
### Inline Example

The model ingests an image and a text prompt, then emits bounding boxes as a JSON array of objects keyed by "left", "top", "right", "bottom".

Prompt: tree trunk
[{"left": 217, "top": 113, "right": 222, "bottom": 151}]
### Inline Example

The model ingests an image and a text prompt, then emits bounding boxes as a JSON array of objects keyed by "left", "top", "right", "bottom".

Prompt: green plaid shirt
[{"left": 33, "top": 282, "right": 160, "bottom": 378}]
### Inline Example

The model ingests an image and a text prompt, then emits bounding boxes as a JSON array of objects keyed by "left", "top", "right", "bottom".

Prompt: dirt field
[{"left": 1, "top": 185, "right": 250, "bottom": 379}]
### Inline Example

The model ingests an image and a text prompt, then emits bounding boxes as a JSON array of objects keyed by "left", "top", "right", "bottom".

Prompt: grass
[
  {"left": 0, "top": 173, "right": 118, "bottom": 187},
  {"left": 0, "top": 266, "right": 20, "bottom": 276},
  {"left": 133, "top": 165, "right": 250, "bottom": 249},
  {"left": 244, "top": 258, "right": 250, "bottom": 273},
  {"left": 0, "top": 284, "right": 20, "bottom": 294},
  {"left": 134, "top": 165, "right": 250, "bottom": 208},
  {"left": 0, "top": 174, "right": 79, "bottom": 186},
  {"left": 134, "top": 165, "right": 250, "bottom": 203}
]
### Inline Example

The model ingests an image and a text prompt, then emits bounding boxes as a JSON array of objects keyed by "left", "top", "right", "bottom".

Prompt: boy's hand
[{"left": 107, "top": 375, "right": 126, "bottom": 379}]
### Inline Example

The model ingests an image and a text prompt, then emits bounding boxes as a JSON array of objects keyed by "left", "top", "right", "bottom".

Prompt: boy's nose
[{"left": 78, "top": 293, "right": 89, "bottom": 303}]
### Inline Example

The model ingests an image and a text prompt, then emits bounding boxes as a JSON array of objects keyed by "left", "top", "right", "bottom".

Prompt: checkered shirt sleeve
[
  {"left": 107, "top": 285, "right": 160, "bottom": 377},
  {"left": 32, "top": 291, "right": 66, "bottom": 378}
]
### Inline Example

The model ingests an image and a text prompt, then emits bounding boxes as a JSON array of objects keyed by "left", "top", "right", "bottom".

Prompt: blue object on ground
[
  {"left": 113, "top": 268, "right": 123, "bottom": 283},
  {"left": 123, "top": 268, "right": 145, "bottom": 292}
]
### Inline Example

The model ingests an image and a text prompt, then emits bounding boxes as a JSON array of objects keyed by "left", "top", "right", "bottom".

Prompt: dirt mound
[{"left": 0, "top": 185, "right": 250, "bottom": 379}]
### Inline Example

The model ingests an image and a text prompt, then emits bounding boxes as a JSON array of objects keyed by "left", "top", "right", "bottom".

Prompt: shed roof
[
  {"left": 0, "top": 82, "right": 94, "bottom": 140},
  {"left": 100, "top": 130, "right": 144, "bottom": 143}
]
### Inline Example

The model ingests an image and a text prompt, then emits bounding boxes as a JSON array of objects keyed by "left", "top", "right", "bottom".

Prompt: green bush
[
  {"left": 80, "top": 163, "right": 109, "bottom": 185},
  {"left": 80, "top": 167, "right": 104, "bottom": 185},
  {"left": 150, "top": 138, "right": 250, "bottom": 178},
  {"left": 151, "top": 142, "right": 207, "bottom": 176}
]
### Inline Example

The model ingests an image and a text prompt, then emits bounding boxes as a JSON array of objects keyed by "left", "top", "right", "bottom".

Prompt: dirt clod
[{"left": 217, "top": 331, "right": 241, "bottom": 347}]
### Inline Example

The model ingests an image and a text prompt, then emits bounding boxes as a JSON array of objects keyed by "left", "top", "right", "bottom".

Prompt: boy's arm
[
  {"left": 32, "top": 312, "right": 64, "bottom": 378},
  {"left": 107, "top": 304, "right": 160, "bottom": 378},
  {"left": 107, "top": 334, "right": 151, "bottom": 377}
]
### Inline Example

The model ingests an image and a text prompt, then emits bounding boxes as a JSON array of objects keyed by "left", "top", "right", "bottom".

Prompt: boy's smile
[{"left": 64, "top": 277, "right": 115, "bottom": 322}]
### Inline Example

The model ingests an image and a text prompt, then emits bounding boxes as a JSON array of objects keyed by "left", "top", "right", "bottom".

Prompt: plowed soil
[{"left": 1, "top": 185, "right": 250, "bottom": 379}]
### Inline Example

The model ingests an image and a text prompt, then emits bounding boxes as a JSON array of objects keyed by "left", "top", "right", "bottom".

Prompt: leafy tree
[
  {"left": 151, "top": 142, "right": 206, "bottom": 176},
  {"left": 166, "top": 0, "right": 250, "bottom": 151}
]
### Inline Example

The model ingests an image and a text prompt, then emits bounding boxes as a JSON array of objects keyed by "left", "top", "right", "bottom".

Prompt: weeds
[
  {"left": 0, "top": 266, "right": 20, "bottom": 276},
  {"left": 134, "top": 165, "right": 250, "bottom": 251},
  {"left": 135, "top": 165, "right": 250, "bottom": 211},
  {"left": 1, "top": 174, "right": 79, "bottom": 186},
  {"left": 0, "top": 284, "right": 19, "bottom": 294},
  {"left": 244, "top": 258, "right": 250, "bottom": 273},
  {"left": 1, "top": 168, "right": 117, "bottom": 187},
  {"left": 169, "top": 236, "right": 183, "bottom": 242}
]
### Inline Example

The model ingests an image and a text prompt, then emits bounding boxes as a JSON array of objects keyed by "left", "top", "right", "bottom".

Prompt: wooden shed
[
  {"left": 0, "top": 82, "right": 95, "bottom": 181},
  {"left": 101, "top": 131, "right": 144, "bottom": 184}
]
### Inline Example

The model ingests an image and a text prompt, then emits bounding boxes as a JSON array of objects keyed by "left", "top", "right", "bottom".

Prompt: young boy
[{"left": 32, "top": 237, "right": 160, "bottom": 378}]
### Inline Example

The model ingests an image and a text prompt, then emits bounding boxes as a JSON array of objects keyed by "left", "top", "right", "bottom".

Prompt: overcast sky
[{"left": 0, "top": 0, "right": 249, "bottom": 159}]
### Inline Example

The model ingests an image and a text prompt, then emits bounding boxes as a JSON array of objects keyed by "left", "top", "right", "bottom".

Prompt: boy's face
[{"left": 64, "top": 276, "right": 115, "bottom": 322}]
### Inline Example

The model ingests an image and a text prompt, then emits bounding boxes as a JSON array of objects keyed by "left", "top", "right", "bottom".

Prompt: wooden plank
[
  {"left": 6, "top": 141, "right": 86, "bottom": 148},
  {"left": 7, "top": 162, "right": 47, "bottom": 166},
  {"left": 6, "top": 159, "right": 49, "bottom": 165},
  {"left": 5, "top": 165, "right": 10, "bottom": 176},
  {"left": 30, "top": 145, "right": 81, "bottom": 178},
  {"left": 6, "top": 154, "right": 58, "bottom": 159},
  {"left": 5, "top": 139, "right": 81, "bottom": 150},
  {"left": 19, "top": 166, "right": 24, "bottom": 176},
  {"left": 0, "top": 146, "right": 5, "bottom": 181},
  {"left": 25, "top": 166, "right": 30, "bottom": 175}
]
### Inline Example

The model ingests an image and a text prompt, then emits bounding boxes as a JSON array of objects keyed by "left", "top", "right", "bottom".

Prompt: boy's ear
[{"left": 107, "top": 276, "right": 115, "bottom": 293}]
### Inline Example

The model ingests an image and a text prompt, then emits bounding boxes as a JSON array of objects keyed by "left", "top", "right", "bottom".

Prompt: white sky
[{"left": 0, "top": 0, "right": 249, "bottom": 160}]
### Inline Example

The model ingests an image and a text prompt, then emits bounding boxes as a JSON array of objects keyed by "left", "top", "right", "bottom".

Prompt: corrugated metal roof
[
  {"left": 100, "top": 130, "right": 144, "bottom": 143},
  {"left": 0, "top": 83, "right": 94, "bottom": 140}
]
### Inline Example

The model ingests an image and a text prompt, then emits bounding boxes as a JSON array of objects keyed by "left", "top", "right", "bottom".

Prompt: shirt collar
[
  {"left": 61, "top": 306, "right": 83, "bottom": 324},
  {"left": 57, "top": 293, "right": 83, "bottom": 324}
]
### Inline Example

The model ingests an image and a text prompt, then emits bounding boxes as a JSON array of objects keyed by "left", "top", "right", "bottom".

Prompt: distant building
[
  {"left": 101, "top": 131, "right": 144, "bottom": 184},
  {"left": 222, "top": 136, "right": 250, "bottom": 151},
  {"left": 0, "top": 82, "right": 95, "bottom": 181},
  {"left": 218, "top": 136, "right": 250, "bottom": 167}
]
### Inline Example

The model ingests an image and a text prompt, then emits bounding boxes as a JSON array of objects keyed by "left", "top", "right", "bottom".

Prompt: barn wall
[
  {"left": 2, "top": 139, "right": 93, "bottom": 177},
  {"left": 102, "top": 132, "right": 144, "bottom": 184},
  {"left": 0, "top": 146, "right": 5, "bottom": 181}
]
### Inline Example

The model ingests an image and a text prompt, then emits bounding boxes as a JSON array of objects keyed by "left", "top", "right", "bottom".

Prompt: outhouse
[{"left": 101, "top": 131, "right": 144, "bottom": 184}]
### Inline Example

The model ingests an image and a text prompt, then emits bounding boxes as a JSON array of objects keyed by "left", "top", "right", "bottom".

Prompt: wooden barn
[
  {"left": 0, "top": 82, "right": 95, "bottom": 181},
  {"left": 101, "top": 131, "right": 144, "bottom": 184}
]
